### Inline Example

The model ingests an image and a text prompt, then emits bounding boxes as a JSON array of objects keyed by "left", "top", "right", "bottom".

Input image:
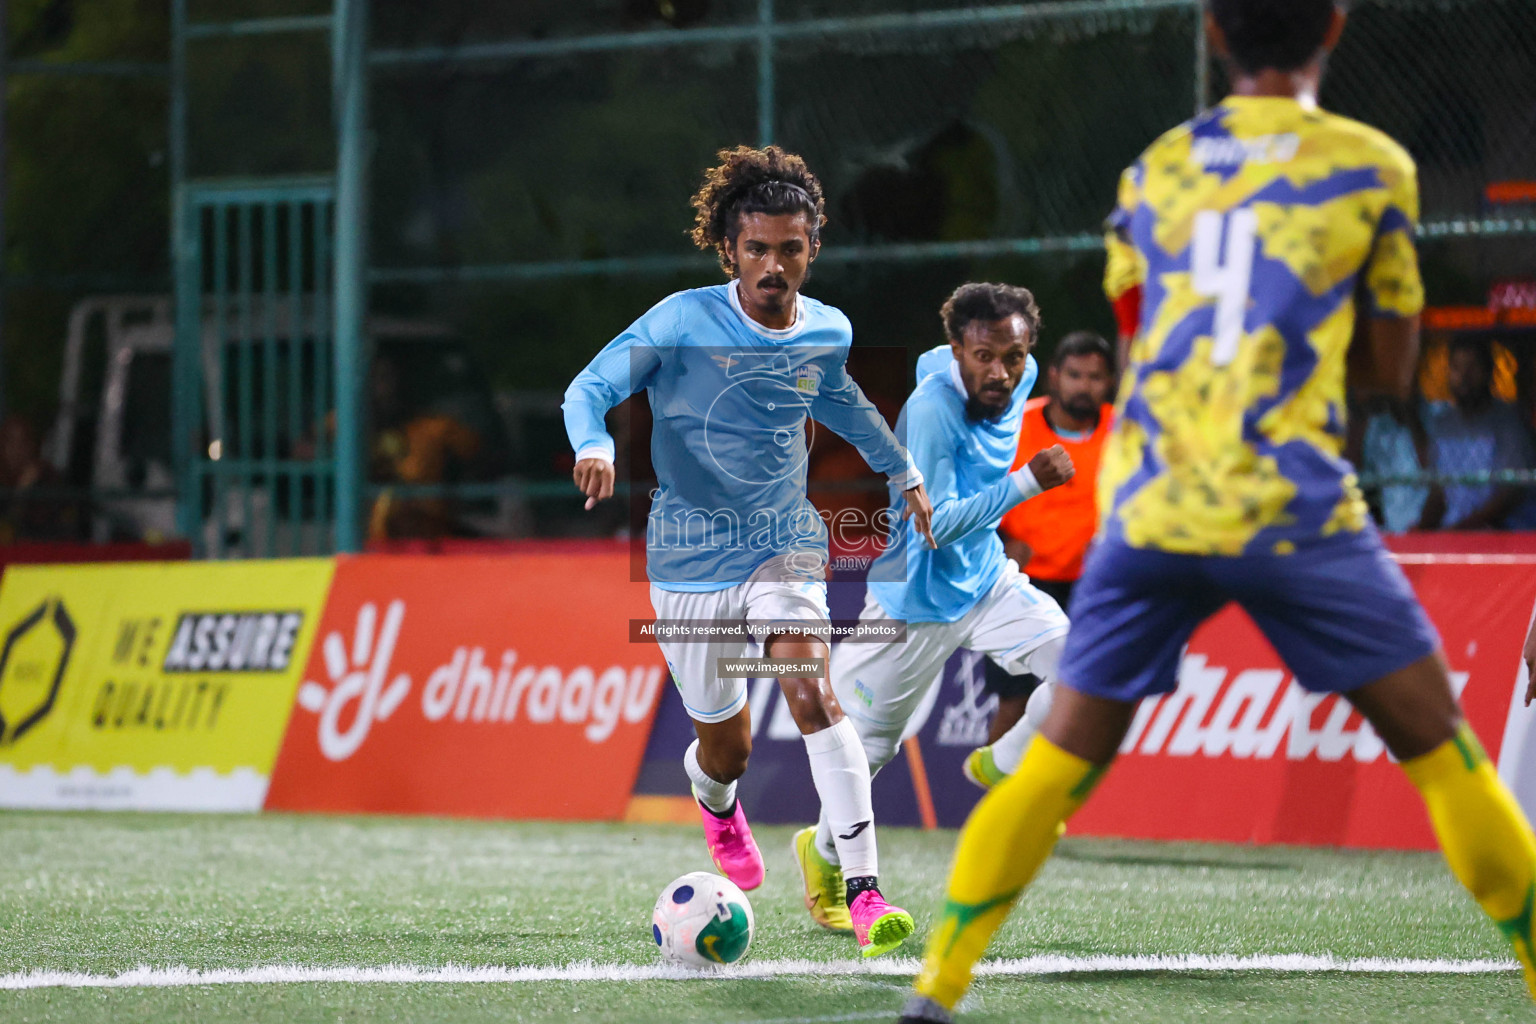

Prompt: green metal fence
[
  {"left": 357, "top": 0, "right": 1536, "bottom": 537},
  {"left": 0, "top": 0, "right": 1532, "bottom": 556},
  {"left": 363, "top": 0, "right": 1535, "bottom": 282},
  {"left": 172, "top": 177, "right": 336, "bottom": 557}
]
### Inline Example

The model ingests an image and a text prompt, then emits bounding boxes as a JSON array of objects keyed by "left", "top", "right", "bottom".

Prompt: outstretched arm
[
  {"left": 562, "top": 299, "right": 673, "bottom": 509},
  {"left": 907, "top": 393, "right": 1073, "bottom": 548},
  {"left": 809, "top": 354, "right": 933, "bottom": 546},
  {"left": 810, "top": 357, "right": 920, "bottom": 485}
]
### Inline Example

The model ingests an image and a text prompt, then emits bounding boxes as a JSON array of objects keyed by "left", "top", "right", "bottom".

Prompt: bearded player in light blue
[
  {"left": 792, "top": 283, "right": 1076, "bottom": 933},
  {"left": 564, "top": 146, "right": 934, "bottom": 959}
]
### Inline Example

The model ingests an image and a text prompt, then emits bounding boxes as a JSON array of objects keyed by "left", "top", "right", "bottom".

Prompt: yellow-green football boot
[{"left": 791, "top": 826, "right": 852, "bottom": 933}]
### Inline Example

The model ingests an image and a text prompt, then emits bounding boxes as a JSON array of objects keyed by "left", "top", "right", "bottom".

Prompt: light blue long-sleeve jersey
[
  {"left": 867, "top": 345, "right": 1038, "bottom": 622},
  {"left": 915, "top": 343, "right": 954, "bottom": 383},
  {"left": 563, "top": 282, "right": 918, "bottom": 591}
]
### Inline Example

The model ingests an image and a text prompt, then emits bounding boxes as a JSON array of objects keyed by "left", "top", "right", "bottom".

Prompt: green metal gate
[{"left": 172, "top": 178, "right": 337, "bottom": 558}]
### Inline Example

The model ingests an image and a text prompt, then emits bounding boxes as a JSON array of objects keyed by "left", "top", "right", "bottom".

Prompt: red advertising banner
[
  {"left": 1071, "top": 554, "right": 1536, "bottom": 849},
  {"left": 265, "top": 552, "right": 665, "bottom": 820}
]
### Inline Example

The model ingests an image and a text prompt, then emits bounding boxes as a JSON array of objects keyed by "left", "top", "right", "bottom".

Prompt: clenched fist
[
  {"left": 1028, "top": 444, "right": 1075, "bottom": 491},
  {"left": 574, "top": 457, "right": 615, "bottom": 510}
]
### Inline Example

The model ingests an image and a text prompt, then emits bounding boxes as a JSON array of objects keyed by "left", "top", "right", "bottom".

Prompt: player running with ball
[
  {"left": 899, "top": 2, "right": 1536, "bottom": 1019},
  {"left": 564, "top": 145, "right": 932, "bottom": 958},
  {"left": 795, "top": 282, "right": 1075, "bottom": 933}
]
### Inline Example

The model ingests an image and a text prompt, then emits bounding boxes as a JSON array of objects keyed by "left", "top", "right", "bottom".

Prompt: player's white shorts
[
  {"left": 649, "top": 554, "right": 832, "bottom": 724},
  {"left": 832, "top": 560, "right": 1069, "bottom": 765}
]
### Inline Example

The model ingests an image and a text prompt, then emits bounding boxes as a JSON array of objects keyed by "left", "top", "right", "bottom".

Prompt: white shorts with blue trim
[
  {"left": 649, "top": 555, "right": 832, "bottom": 725},
  {"left": 832, "top": 560, "right": 1069, "bottom": 764}
]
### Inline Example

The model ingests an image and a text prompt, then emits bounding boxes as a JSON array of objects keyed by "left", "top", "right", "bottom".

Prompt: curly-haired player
[{"left": 564, "top": 145, "right": 934, "bottom": 958}]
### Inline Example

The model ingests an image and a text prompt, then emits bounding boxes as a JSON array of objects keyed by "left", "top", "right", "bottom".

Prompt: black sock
[
  {"left": 900, "top": 995, "right": 954, "bottom": 1023},
  {"left": 700, "top": 798, "right": 737, "bottom": 820},
  {"left": 846, "top": 874, "right": 880, "bottom": 904}
]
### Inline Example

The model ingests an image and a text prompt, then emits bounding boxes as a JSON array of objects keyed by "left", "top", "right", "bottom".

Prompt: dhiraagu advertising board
[{"left": 0, "top": 559, "right": 333, "bottom": 810}]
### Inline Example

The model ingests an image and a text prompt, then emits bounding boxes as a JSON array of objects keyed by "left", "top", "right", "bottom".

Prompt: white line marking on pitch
[
  {"left": 736, "top": 1013, "right": 894, "bottom": 1024},
  {"left": 0, "top": 954, "right": 1517, "bottom": 991}
]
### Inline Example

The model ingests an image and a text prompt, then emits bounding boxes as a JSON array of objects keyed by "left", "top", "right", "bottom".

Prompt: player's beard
[
  {"left": 966, "top": 389, "right": 1010, "bottom": 422},
  {"left": 1059, "top": 393, "right": 1100, "bottom": 423}
]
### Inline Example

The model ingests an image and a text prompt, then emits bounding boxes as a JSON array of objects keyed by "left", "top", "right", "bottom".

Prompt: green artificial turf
[{"left": 0, "top": 812, "right": 1527, "bottom": 1022}]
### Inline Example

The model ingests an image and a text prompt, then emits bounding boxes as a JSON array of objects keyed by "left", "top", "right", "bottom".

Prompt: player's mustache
[{"left": 758, "top": 277, "right": 787, "bottom": 289}]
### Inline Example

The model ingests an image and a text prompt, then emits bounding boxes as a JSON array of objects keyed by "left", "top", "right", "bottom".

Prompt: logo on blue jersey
[{"left": 703, "top": 349, "right": 817, "bottom": 487}]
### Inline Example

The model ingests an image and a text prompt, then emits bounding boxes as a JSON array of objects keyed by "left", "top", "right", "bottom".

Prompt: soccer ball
[{"left": 651, "top": 871, "right": 754, "bottom": 967}]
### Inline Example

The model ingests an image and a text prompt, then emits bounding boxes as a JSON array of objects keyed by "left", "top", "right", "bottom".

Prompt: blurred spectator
[
  {"left": 1352, "top": 395, "right": 1434, "bottom": 533},
  {"left": 983, "top": 330, "right": 1116, "bottom": 740},
  {"left": 367, "top": 355, "right": 481, "bottom": 540},
  {"left": 0, "top": 413, "right": 74, "bottom": 543},
  {"left": 998, "top": 331, "right": 1116, "bottom": 595},
  {"left": 1417, "top": 335, "right": 1519, "bottom": 406},
  {"left": 1420, "top": 336, "right": 1535, "bottom": 530}
]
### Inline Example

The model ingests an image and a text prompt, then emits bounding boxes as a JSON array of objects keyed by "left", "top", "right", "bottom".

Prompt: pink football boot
[
  {"left": 694, "top": 790, "right": 765, "bottom": 891},
  {"left": 849, "top": 889, "right": 915, "bottom": 958}
]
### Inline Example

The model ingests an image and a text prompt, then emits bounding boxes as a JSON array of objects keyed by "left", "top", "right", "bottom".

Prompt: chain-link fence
[
  {"left": 362, "top": 0, "right": 1536, "bottom": 539},
  {"left": 2, "top": 0, "right": 1534, "bottom": 550}
]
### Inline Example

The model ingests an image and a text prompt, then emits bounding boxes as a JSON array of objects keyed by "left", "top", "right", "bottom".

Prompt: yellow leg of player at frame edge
[
  {"left": 913, "top": 734, "right": 1104, "bottom": 1011},
  {"left": 1404, "top": 722, "right": 1536, "bottom": 999},
  {"left": 913, "top": 724, "right": 1536, "bottom": 1013}
]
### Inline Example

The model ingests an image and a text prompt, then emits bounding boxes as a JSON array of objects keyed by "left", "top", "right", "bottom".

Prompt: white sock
[
  {"left": 804, "top": 718, "right": 878, "bottom": 880},
  {"left": 990, "top": 680, "right": 1055, "bottom": 774},
  {"left": 814, "top": 807, "right": 839, "bottom": 865},
  {"left": 684, "top": 739, "right": 737, "bottom": 814},
  {"left": 816, "top": 718, "right": 901, "bottom": 867}
]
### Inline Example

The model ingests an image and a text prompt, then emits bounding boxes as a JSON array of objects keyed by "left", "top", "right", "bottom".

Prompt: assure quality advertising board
[
  {"left": 0, "top": 560, "right": 333, "bottom": 811},
  {"left": 265, "top": 552, "right": 666, "bottom": 820}
]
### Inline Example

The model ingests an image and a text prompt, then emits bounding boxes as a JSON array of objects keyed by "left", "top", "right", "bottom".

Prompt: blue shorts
[{"left": 1057, "top": 527, "right": 1440, "bottom": 704}]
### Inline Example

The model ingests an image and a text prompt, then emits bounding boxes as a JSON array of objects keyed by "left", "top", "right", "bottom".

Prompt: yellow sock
[
  {"left": 914, "top": 735, "right": 1106, "bottom": 1010},
  {"left": 1403, "top": 723, "right": 1536, "bottom": 1000}
]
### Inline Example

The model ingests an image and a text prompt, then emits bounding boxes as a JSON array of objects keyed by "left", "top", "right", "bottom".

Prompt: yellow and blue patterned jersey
[{"left": 1100, "top": 95, "right": 1424, "bottom": 555}]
